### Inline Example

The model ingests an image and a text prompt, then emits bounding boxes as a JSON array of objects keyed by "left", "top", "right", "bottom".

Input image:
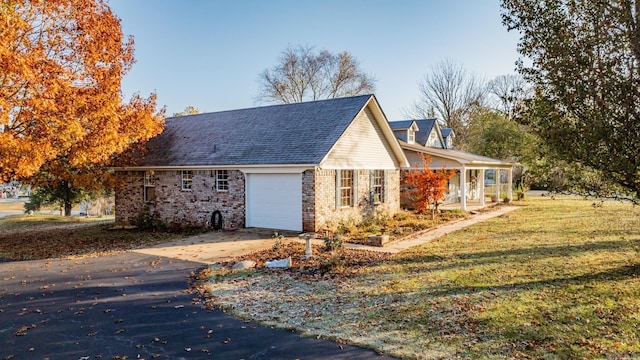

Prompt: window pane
[
  {"left": 144, "top": 186, "right": 156, "bottom": 202},
  {"left": 339, "top": 170, "right": 353, "bottom": 207},
  {"left": 182, "top": 170, "right": 193, "bottom": 190},
  {"left": 371, "top": 170, "right": 384, "bottom": 203},
  {"left": 216, "top": 170, "right": 229, "bottom": 191}
]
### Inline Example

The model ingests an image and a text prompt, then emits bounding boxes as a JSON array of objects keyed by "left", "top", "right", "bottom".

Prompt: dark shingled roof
[
  {"left": 413, "top": 119, "right": 437, "bottom": 146},
  {"left": 389, "top": 120, "right": 414, "bottom": 142},
  {"left": 390, "top": 118, "right": 438, "bottom": 146},
  {"left": 140, "top": 95, "right": 373, "bottom": 167},
  {"left": 389, "top": 120, "right": 415, "bottom": 130}
]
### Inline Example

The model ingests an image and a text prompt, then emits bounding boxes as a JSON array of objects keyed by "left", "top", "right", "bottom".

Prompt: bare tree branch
[
  {"left": 488, "top": 74, "right": 531, "bottom": 118},
  {"left": 410, "top": 59, "right": 487, "bottom": 147},
  {"left": 257, "top": 45, "right": 375, "bottom": 104}
]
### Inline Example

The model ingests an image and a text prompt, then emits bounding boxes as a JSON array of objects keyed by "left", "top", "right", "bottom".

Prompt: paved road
[
  {"left": 0, "top": 253, "right": 394, "bottom": 359},
  {"left": 0, "top": 210, "right": 22, "bottom": 219}
]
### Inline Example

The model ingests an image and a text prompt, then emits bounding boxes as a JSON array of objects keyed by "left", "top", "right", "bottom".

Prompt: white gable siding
[{"left": 321, "top": 106, "right": 398, "bottom": 170}]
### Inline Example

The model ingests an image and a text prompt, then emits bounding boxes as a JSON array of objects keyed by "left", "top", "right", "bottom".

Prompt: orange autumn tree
[
  {"left": 404, "top": 155, "right": 455, "bottom": 218},
  {"left": 0, "top": 0, "right": 164, "bottom": 214}
]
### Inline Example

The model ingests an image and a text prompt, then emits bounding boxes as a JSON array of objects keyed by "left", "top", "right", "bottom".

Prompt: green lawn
[
  {"left": 205, "top": 196, "right": 640, "bottom": 359},
  {"left": 0, "top": 213, "right": 190, "bottom": 260},
  {"left": 0, "top": 213, "right": 113, "bottom": 233}
]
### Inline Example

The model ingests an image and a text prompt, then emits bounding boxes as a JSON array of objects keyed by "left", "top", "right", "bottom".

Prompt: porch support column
[
  {"left": 479, "top": 168, "right": 485, "bottom": 206},
  {"left": 507, "top": 167, "right": 513, "bottom": 200},
  {"left": 460, "top": 167, "right": 467, "bottom": 210},
  {"left": 495, "top": 168, "right": 500, "bottom": 199}
]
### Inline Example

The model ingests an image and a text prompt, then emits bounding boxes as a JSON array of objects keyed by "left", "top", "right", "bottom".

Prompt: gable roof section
[
  {"left": 319, "top": 96, "right": 409, "bottom": 169},
  {"left": 389, "top": 120, "right": 415, "bottom": 130},
  {"left": 412, "top": 119, "right": 438, "bottom": 145},
  {"left": 132, "top": 95, "right": 408, "bottom": 169},
  {"left": 389, "top": 120, "right": 417, "bottom": 143},
  {"left": 391, "top": 118, "right": 443, "bottom": 147}
]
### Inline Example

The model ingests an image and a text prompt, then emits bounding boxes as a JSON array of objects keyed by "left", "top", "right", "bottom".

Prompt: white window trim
[
  {"left": 215, "top": 170, "right": 229, "bottom": 192},
  {"left": 144, "top": 170, "right": 156, "bottom": 202},
  {"left": 408, "top": 129, "right": 415, "bottom": 144},
  {"left": 181, "top": 170, "right": 193, "bottom": 190},
  {"left": 370, "top": 170, "right": 384, "bottom": 204},
  {"left": 336, "top": 170, "right": 356, "bottom": 208}
]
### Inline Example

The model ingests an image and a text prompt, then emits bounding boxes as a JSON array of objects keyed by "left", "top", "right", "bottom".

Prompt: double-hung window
[
  {"left": 144, "top": 171, "right": 156, "bottom": 202},
  {"left": 215, "top": 170, "right": 229, "bottom": 192},
  {"left": 371, "top": 170, "right": 384, "bottom": 203},
  {"left": 181, "top": 170, "right": 193, "bottom": 190},
  {"left": 408, "top": 129, "right": 415, "bottom": 144},
  {"left": 337, "top": 170, "right": 354, "bottom": 207}
]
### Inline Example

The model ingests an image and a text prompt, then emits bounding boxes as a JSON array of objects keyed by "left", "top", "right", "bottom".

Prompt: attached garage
[{"left": 245, "top": 173, "right": 302, "bottom": 231}]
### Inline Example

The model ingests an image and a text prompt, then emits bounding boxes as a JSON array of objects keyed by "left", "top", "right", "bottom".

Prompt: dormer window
[{"left": 408, "top": 129, "right": 415, "bottom": 144}]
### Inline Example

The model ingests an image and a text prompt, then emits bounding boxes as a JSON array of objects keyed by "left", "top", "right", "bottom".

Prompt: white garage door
[{"left": 246, "top": 173, "right": 302, "bottom": 231}]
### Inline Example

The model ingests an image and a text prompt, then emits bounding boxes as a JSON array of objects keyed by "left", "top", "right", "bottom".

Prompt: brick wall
[
  {"left": 115, "top": 171, "right": 146, "bottom": 225},
  {"left": 311, "top": 168, "right": 401, "bottom": 231},
  {"left": 116, "top": 168, "right": 401, "bottom": 232},
  {"left": 301, "top": 170, "right": 316, "bottom": 232},
  {"left": 115, "top": 170, "right": 245, "bottom": 229}
]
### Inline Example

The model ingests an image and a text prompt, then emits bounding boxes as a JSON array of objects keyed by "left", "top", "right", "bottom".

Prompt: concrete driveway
[
  {"left": 133, "top": 228, "right": 299, "bottom": 264},
  {"left": 0, "top": 251, "right": 394, "bottom": 359}
]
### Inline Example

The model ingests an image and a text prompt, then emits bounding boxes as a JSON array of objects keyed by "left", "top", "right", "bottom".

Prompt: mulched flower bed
[{"left": 214, "top": 241, "right": 392, "bottom": 278}]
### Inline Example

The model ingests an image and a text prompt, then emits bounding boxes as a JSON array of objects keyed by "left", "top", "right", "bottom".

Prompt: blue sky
[{"left": 109, "top": 0, "right": 521, "bottom": 120}]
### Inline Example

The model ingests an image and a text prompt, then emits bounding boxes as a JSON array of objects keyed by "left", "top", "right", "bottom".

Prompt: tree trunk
[{"left": 64, "top": 200, "right": 72, "bottom": 216}]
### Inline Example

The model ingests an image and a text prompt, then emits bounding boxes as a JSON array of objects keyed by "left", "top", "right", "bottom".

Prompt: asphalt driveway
[{"left": 0, "top": 252, "right": 393, "bottom": 359}]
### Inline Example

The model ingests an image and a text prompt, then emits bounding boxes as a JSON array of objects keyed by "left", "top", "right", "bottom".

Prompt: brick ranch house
[{"left": 114, "top": 95, "right": 410, "bottom": 232}]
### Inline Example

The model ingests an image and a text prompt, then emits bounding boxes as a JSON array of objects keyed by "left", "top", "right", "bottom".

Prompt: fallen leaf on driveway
[{"left": 15, "top": 324, "right": 36, "bottom": 336}]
